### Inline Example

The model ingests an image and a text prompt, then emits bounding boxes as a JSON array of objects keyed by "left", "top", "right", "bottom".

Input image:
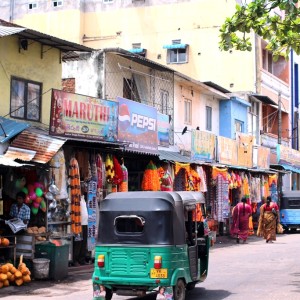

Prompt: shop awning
[
  {"left": 128, "top": 48, "right": 146, "bottom": 54},
  {"left": 272, "top": 164, "right": 300, "bottom": 174},
  {"left": 4, "top": 147, "right": 36, "bottom": 162},
  {"left": 163, "top": 43, "right": 188, "bottom": 50},
  {"left": 0, "top": 117, "right": 30, "bottom": 143},
  {"left": 5, "top": 129, "right": 66, "bottom": 164},
  {"left": 250, "top": 94, "right": 277, "bottom": 106},
  {"left": 158, "top": 150, "right": 191, "bottom": 163}
]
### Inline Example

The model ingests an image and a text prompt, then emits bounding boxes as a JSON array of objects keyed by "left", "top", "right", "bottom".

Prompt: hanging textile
[
  {"left": 215, "top": 174, "right": 230, "bottom": 222},
  {"left": 175, "top": 162, "right": 190, "bottom": 175},
  {"left": 112, "top": 156, "right": 124, "bottom": 186},
  {"left": 158, "top": 163, "right": 173, "bottom": 191},
  {"left": 119, "top": 160, "right": 128, "bottom": 192},
  {"left": 198, "top": 166, "right": 207, "bottom": 192},
  {"left": 173, "top": 168, "right": 189, "bottom": 191},
  {"left": 69, "top": 157, "right": 82, "bottom": 235},
  {"left": 105, "top": 154, "right": 115, "bottom": 184},
  {"left": 212, "top": 166, "right": 228, "bottom": 180},
  {"left": 96, "top": 154, "right": 103, "bottom": 190},
  {"left": 141, "top": 161, "right": 160, "bottom": 191},
  {"left": 49, "top": 149, "right": 68, "bottom": 199}
]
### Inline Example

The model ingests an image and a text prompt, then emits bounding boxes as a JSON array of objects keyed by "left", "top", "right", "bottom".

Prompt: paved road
[{"left": 1, "top": 233, "right": 299, "bottom": 299}]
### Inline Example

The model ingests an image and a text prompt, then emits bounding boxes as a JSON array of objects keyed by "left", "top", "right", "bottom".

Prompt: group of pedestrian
[{"left": 230, "top": 196, "right": 280, "bottom": 244}]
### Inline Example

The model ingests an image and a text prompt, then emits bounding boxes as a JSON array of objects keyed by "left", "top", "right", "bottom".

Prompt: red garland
[{"left": 112, "top": 156, "right": 124, "bottom": 185}]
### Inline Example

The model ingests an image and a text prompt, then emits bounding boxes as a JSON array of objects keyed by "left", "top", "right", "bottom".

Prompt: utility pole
[{"left": 278, "top": 91, "right": 282, "bottom": 145}]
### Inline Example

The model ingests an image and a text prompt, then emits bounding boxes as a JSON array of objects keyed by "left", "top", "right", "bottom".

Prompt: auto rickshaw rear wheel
[
  {"left": 105, "top": 288, "right": 113, "bottom": 300},
  {"left": 173, "top": 279, "right": 186, "bottom": 300}
]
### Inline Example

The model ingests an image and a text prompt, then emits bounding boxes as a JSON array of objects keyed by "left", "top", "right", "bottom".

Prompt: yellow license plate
[{"left": 150, "top": 268, "right": 168, "bottom": 278}]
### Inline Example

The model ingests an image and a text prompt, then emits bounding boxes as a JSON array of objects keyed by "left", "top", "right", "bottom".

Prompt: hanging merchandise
[
  {"left": 189, "top": 164, "right": 201, "bottom": 191},
  {"left": 119, "top": 158, "right": 128, "bottom": 192},
  {"left": 215, "top": 174, "right": 230, "bottom": 222},
  {"left": 96, "top": 154, "right": 103, "bottom": 190},
  {"left": 105, "top": 154, "right": 115, "bottom": 184},
  {"left": 250, "top": 177, "right": 261, "bottom": 203},
  {"left": 175, "top": 162, "right": 190, "bottom": 176},
  {"left": 173, "top": 168, "right": 188, "bottom": 191},
  {"left": 158, "top": 162, "right": 173, "bottom": 191},
  {"left": 141, "top": 161, "right": 160, "bottom": 191},
  {"left": 198, "top": 166, "right": 208, "bottom": 192},
  {"left": 49, "top": 150, "right": 68, "bottom": 199},
  {"left": 112, "top": 156, "right": 124, "bottom": 186},
  {"left": 69, "top": 157, "right": 82, "bottom": 236},
  {"left": 87, "top": 180, "right": 97, "bottom": 251}
]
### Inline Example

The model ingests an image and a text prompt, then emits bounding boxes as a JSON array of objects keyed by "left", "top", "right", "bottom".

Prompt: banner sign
[
  {"left": 217, "top": 136, "right": 237, "bottom": 165},
  {"left": 277, "top": 144, "right": 300, "bottom": 171},
  {"left": 191, "top": 130, "right": 216, "bottom": 162},
  {"left": 87, "top": 180, "right": 97, "bottom": 251},
  {"left": 117, "top": 97, "right": 158, "bottom": 154},
  {"left": 236, "top": 132, "right": 253, "bottom": 168},
  {"left": 49, "top": 89, "right": 118, "bottom": 141},
  {"left": 157, "top": 113, "right": 170, "bottom": 147},
  {"left": 257, "top": 146, "right": 270, "bottom": 169}
]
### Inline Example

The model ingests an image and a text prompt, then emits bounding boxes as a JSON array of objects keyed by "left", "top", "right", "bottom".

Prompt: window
[
  {"left": 52, "top": 0, "right": 63, "bottom": 7},
  {"left": 166, "top": 40, "right": 188, "bottom": 64},
  {"left": 184, "top": 99, "right": 192, "bottom": 124},
  {"left": 10, "top": 77, "right": 42, "bottom": 121},
  {"left": 261, "top": 43, "right": 289, "bottom": 83},
  {"left": 28, "top": 2, "right": 38, "bottom": 9},
  {"left": 234, "top": 120, "right": 243, "bottom": 138},
  {"left": 206, "top": 106, "right": 212, "bottom": 131},
  {"left": 160, "top": 90, "right": 169, "bottom": 114},
  {"left": 103, "top": 0, "right": 114, "bottom": 3},
  {"left": 248, "top": 100, "right": 259, "bottom": 144},
  {"left": 115, "top": 215, "right": 145, "bottom": 233}
]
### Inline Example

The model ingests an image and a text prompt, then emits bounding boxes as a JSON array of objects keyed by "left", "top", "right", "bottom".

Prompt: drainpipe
[{"left": 9, "top": 0, "right": 15, "bottom": 22}]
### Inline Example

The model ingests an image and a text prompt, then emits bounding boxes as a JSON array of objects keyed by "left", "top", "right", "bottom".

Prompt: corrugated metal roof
[
  {"left": 0, "top": 19, "right": 93, "bottom": 54},
  {"left": 0, "top": 117, "right": 30, "bottom": 143},
  {"left": 0, "top": 25, "right": 25, "bottom": 37},
  {"left": 8, "top": 129, "right": 66, "bottom": 164},
  {"left": 0, "top": 155, "right": 32, "bottom": 167},
  {"left": 4, "top": 147, "right": 36, "bottom": 162},
  {"left": 158, "top": 150, "right": 191, "bottom": 163}
]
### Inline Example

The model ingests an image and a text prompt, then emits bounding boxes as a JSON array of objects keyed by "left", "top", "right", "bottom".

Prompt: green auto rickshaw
[{"left": 92, "top": 191, "right": 211, "bottom": 300}]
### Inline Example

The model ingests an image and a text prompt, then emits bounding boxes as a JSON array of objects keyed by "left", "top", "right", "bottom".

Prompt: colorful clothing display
[{"left": 69, "top": 157, "right": 82, "bottom": 235}]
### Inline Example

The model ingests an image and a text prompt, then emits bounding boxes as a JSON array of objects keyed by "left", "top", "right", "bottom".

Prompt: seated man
[{"left": 9, "top": 191, "right": 31, "bottom": 225}]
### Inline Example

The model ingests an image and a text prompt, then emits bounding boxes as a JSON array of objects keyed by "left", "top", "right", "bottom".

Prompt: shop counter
[{"left": 16, "top": 233, "right": 50, "bottom": 260}]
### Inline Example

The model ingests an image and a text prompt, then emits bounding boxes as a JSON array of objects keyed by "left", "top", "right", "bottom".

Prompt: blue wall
[{"left": 219, "top": 97, "right": 250, "bottom": 139}]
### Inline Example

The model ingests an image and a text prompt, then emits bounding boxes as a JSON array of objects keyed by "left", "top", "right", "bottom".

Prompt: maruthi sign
[
  {"left": 117, "top": 97, "right": 158, "bottom": 154},
  {"left": 49, "top": 89, "right": 118, "bottom": 142}
]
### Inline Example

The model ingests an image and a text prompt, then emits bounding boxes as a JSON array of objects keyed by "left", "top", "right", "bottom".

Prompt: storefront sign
[
  {"left": 257, "top": 146, "right": 270, "bottom": 169},
  {"left": 236, "top": 132, "right": 253, "bottom": 168},
  {"left": 217, "top": 136, "right": 237, "bottom": 165},
  {"left": 191, "top": 130, "right": 216, "bottom": 162},
  {"left": 117, "top": 97, "right": 158, "bottom": 154},
  {"left": 157, "top": 113, "right": 170, "bottom": 147},
  {"left": 50, "top": 89, "right": 118, "bottom": 141},
  {"left": 277, "top": 144, "right": 300, "bottom": 171}
]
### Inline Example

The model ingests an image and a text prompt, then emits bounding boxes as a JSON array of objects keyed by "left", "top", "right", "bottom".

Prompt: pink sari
[{"left": 230, "top": 202, "right": 252, "bottom": 241}]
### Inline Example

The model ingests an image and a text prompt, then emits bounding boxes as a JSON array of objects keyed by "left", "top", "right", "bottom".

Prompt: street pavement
[{"left": 0, "top": 232, "right": 295, "bottom": 299}]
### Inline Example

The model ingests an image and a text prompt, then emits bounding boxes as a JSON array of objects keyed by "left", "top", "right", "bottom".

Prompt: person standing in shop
[
  {"left": 230, "top": 197, "right": 252, "bottom": 244},
  {"left": 73, "top": 195, "right": 89, "bottom": 266},
  {"left": 257, "top": 196, "right": 280, "bottom": 243}
]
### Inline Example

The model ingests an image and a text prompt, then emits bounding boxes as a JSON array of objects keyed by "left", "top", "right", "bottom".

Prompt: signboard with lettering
[
  {"left": 277, "top": 144, "right": 300, "bottom": 172},
  {"left": 257, "top": 146, "right": 270, "bottom": 169},
  {"left": 217, "top": 136, "right": 237, "bottom": 165},
  {"left": 50, "top": 89, "right": 118, "bottom": 141},
  {"left": 191, "top": 130, "right": 216, "bottom": 162},
  {"left": 117, "top": 97, "right": 158, "bottom": 154},
  {"left": 157, "top": 113, "right": 170, "bottom": 147}
]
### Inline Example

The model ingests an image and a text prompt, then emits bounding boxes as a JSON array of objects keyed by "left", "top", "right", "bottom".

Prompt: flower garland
[
  {"left": 119, "top": 162, "right": 128, "bottom": 192},
  {"left": 112, "top": 156, "right": 124, "bottom": 185},
  {"left": 141, "top": 161, "right": 160, "bottom": 191},
  {"left": 105, "top": 154, "right": 114, "bottom": 184}
]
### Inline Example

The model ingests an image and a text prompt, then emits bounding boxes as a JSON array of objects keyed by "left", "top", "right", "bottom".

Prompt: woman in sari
[
  {"left": 230, "top": 197, "right": 252, "bottom": 243},
  {"left": 257, "top": 196, "right": 279, "bottom": 243}
]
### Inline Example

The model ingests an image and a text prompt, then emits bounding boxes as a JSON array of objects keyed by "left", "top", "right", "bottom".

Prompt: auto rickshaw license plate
[{"left": 150, "top": 268, "right": 168, "bottom": 278}]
